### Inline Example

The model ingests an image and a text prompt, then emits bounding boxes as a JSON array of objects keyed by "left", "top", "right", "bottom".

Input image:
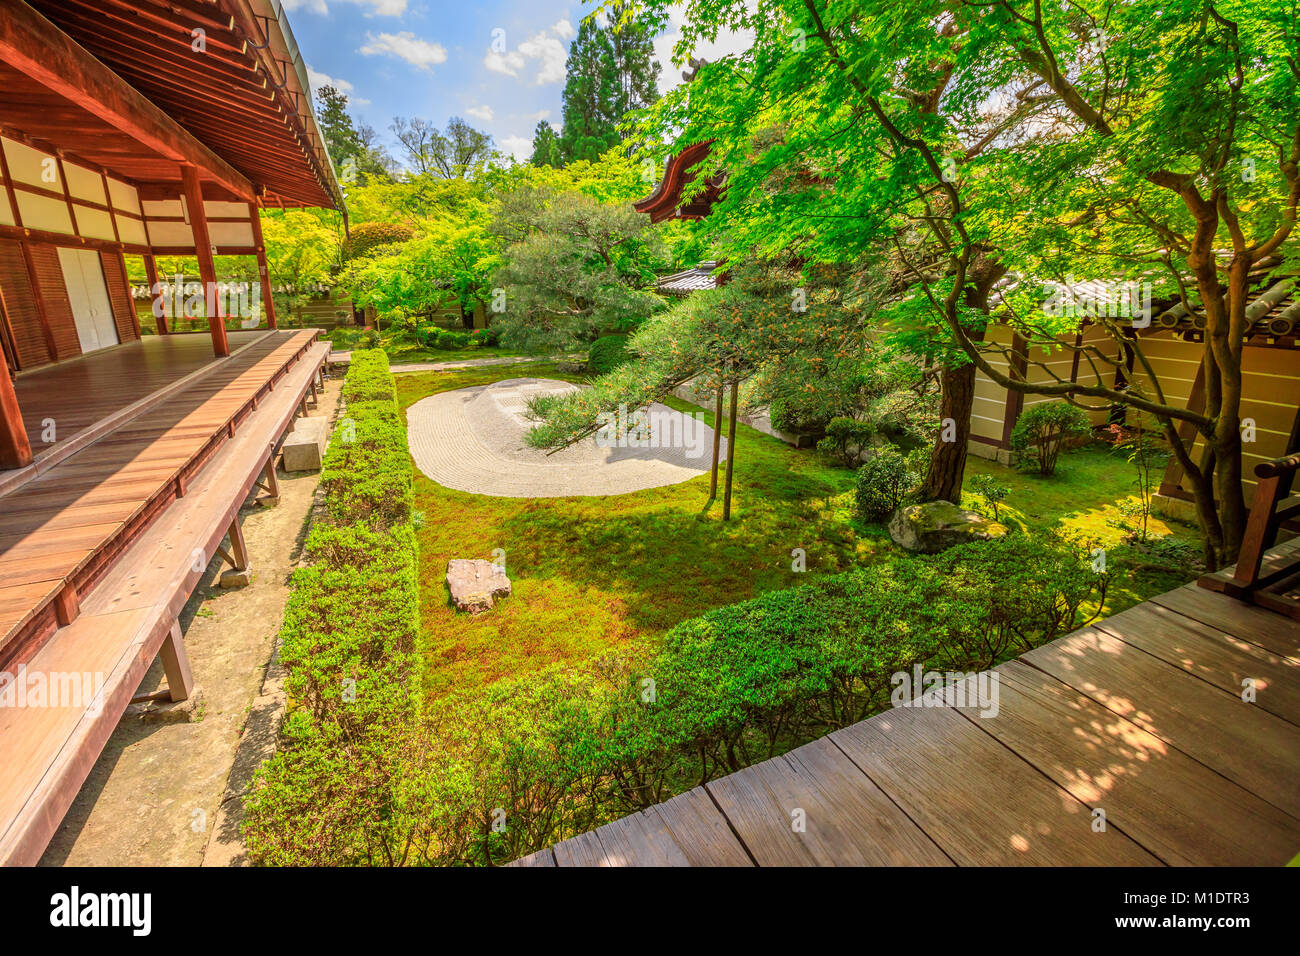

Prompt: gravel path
[
  {"left": 407, "top": 377, "right": 726, "bottom": 497},
  {"left": 390, "top": 356, "right": 550, "bottom": 373}
]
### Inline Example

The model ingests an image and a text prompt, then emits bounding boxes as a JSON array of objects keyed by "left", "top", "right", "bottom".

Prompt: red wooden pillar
[
  {"left": 249, "top": 206, "right": 277, "bottom": 329},
  {"left": 181, "top": 165, "right": 228, "bottom": 357},
  {"left": 142, "top": 253, "right": 168, "bottom": 334},
  {"left": 0, "top": 340, "right": 32, "bottom": 470}
]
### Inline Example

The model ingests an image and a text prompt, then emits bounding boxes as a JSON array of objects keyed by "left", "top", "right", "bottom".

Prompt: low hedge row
[
  {"left": 339, "top": 349, "right": 397, "bottom": 404},
  {"left": 276, "top": 533, "right": 1107, "bottom": 865},
  {"left": 243, "top": 349, "right": 423, "bottom": 865}
]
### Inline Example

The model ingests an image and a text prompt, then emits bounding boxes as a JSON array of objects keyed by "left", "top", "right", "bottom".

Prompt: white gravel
[{"left": 406, "top": 377, "right": 727, "bottom": 497}]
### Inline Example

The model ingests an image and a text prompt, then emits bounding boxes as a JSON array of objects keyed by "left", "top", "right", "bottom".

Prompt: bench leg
[
  {"left": 255, "top": 457, "right": 280, "bottom": 507},
  {"left": 226, "top": 517, "right": 249, "bottom": 571},
  {"left": 216, "top": 516, "right": 253, "bottom": 588},
  {"left": 54, "top": 582, "right": 80, "bottom": 627},
  {"left": 159, "top": 621, "right": 194, "bottom": 703}
]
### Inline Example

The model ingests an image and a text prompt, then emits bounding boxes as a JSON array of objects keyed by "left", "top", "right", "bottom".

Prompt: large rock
[
  {"left": 446, "top": 559, "right": 511, "bottom": 613},
  {"left": 888, "top": 500, "right": 1008, "bottom": 554}
]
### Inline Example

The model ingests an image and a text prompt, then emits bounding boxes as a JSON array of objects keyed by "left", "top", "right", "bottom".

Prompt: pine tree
[
  {"left": 556, "top": 6, "right": 660, "bottom": 165},
  {"left": 529, "top": 121, "right": 562, "bottom": 167},
  {"left": 316, "top": 85, "right": 391, "bottom": 182},
  {"left": 316, "top": 85, "right": 363, "bottom": 170}
]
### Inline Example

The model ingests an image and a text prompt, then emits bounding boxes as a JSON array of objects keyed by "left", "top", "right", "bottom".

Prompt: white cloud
[
  {"left": 359, "top": 31, "right": 448, "bottom": 70},
  {"left": 282, "top": 0, "right": 406, "bottom": 15},
  {"left": 466, "top": 104, "right": 494, "bottom": 121},
  {"left": 483, "top": 24, "right": 569, "bottom": 85},
  {"left": 306, "top": 66, "right": 370, "bottom": 106},
  {"left": 500, "top": 135, "right": 533, "bottom": 162},
  {"left": 534, "top": 109, "right": 552, "bottom": 121},
  {"left": 484, "top": 49, "right": 526, "bottom": 77}
]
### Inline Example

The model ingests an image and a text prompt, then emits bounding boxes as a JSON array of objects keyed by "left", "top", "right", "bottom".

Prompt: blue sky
[{"left": 282, "top": 0, "right": 752, "bottom": 164}]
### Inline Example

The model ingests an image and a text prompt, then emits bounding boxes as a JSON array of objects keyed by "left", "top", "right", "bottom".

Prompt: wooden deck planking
[
  {"left": 1150, "top": 584, "right": 1300, "bottom": 661},
  {"left": 14, "top": 330, "right": 266, "bottom": 450},
  {"left": 0, "top": 330, "right": 320, "bottom": 652},
  {"left": 529, "top": 576, "right": 1300, "bottom": 867},
  {"left": 708, "top": 737, "right": 951, "bottom": 866},
  {"left": 831, "top": 706, "right": 1160, "bottom": 866},
  {"left": 0, "top": 340, "right": 330, "bottom": 864},
  {"left": 974, "top": 661, "right": 1300, "bottom": 866},
  {"left": 1093, "top": 602, "right": 1300, "bottom": 725},
  {"left": 1023, "top": 624, "right": 1300, "bottom": 819}
]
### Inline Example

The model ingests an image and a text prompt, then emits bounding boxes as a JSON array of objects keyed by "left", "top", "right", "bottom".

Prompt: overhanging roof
[
  {"left": 634, "top": 140, "right": 722, "bottom": 224},
  {"left": 15, "top": 0, "right": 342, "bottom": 210}
]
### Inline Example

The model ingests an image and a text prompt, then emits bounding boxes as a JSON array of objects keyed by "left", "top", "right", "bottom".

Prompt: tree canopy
[{"left": 607, "top": 0, "right": 1299, "bottom": 565}]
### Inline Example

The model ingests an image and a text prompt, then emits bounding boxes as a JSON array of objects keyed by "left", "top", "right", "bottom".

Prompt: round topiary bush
[
  {"left": 468, "top": 327, "right": 499, "bottom": 348},
  {"left": 342, "top": 221, "right": 416, "bottom": 260},
  {"left": 587, "top": 334, "right": 630, "bottom": 376},
  {"left": 854, "top": 446, "right": 916, "bottom": 523}
]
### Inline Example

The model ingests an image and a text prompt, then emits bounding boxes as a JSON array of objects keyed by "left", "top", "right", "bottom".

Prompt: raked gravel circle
[{"left": 406, "top": 377, "right": 726, "bottom": 497}]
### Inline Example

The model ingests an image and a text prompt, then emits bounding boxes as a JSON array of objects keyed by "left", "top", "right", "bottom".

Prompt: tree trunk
[
  {"left": 920, "top": 362, "right": 976, "bottom": 503},
  {"left": 723, "top": 380, "right": 739, "bottom": 521},
  {"left": 709, "top": 382, "right": 723, "bottom": 500}
]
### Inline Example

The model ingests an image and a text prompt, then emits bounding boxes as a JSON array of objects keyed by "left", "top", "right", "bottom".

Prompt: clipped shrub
[
  {"left": 817, "top": 416, "right": 876, "bottom": 467},
  {"left": 342, "top": 221, "right": 416, "bottom": 260},
  {"left": 244, "top": 345, "right": 423, "bottom": 865},
  {"left": 769, "top": 396, "right": 833, "bottom": 436},
  {"left": 469, "top": 327, "right": 500, "bottom": 347},
  {"left": 435, "top": 329, "right": 470, "bottom": 351},
  {"left": 854, "top": 446, "right": 917, "bottom": 522},
  {"left": 340, "top": 349, "right": 396, "bottom": 404},
  {"left": 587, "top": 334, "right": 630, "bottom": 376},
  {"left": 1010, "top": 402, "right": 1091, "bottom": 476}
]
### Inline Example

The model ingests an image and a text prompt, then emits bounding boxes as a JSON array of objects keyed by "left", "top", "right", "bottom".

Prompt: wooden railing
[{"left": 1199, "top": 451, "right": 1300, "bottom": 619}]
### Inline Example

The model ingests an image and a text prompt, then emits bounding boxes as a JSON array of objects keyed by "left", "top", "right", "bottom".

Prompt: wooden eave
[
  {"left": 634, "top": 140, "right": 722, "bottom": 224},
  {"left": 0, "top": 0, "right": 256, "bottom": 200},
  {"left": 19, "top": 0, "right": 341, "bottom": 210}
]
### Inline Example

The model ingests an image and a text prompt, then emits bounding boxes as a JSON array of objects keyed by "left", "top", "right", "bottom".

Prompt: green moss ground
[{"left": 398, "top": 363, "right": 1202, "bottom": 697}]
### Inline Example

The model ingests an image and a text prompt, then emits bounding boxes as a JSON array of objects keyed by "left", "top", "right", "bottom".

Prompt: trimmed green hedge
[
  {"left": 244, "top": 348, "right": 423, "bottom": 865},
  {"left": 262, "top": 531, "right": 1106, "bottom": 866},
  {"left": 340, "top": 349, "right": 398, "bottom": 404}
]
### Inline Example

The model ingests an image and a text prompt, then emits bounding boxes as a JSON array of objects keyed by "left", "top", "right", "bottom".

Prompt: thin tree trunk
[
  {"left": 723, "top": 380, "right": 739, "bottom": 521},
  {"left": 921, "top": 362, "right": 976, "bottom": 502},
  {"left": 709, "top": 382, "right": 723, "bottom": 500}
]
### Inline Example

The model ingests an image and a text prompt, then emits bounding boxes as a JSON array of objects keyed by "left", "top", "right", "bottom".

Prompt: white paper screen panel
[
  {"left": 107, "top": 178, "right": 142, "bottom": 215},
  {"left": 117, "top": 217, "right": 148, "bottom": 246},
  {"left": 14, "top": 190, "right": 73, "bottom": 234},
  {"left": 63, "top": 163, "right": 106, "bottom": 205},
  {"left": 209, "top": 221, "right": 253, "bottom": 248}
]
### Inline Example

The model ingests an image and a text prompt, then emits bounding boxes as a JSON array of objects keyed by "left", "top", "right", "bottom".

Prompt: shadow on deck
[{"left": 515, "top": 558, "right": 1300, "bottom": 867}]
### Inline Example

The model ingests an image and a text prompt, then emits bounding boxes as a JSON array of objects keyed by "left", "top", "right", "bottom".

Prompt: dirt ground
[{"left": 38, "top": 375, "right": 342, "bottom": 867}]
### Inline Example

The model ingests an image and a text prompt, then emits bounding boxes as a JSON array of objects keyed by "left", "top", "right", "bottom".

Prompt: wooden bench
[{"left": 0, "top": 339, "right": 329, "bottom": 865}]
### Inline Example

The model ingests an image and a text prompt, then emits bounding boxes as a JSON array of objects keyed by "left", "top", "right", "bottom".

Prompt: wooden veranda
[
  {"left": 0, "top": 329, "right": 329, "bottom": 864},
  {"left": 516, "top": 531, "right": 1300, "bottom": 867}
]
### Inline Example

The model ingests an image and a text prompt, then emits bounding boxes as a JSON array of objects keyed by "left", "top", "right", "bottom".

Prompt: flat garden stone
[
  {"left": 888, "top": 500, "right": 1008, "bottom": 553},
  {"left": 281, "top": 416, "right": 329, "bottom": 472},
  {"left": 447, "top": 558, "right": 511, "bottom": 613}
]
